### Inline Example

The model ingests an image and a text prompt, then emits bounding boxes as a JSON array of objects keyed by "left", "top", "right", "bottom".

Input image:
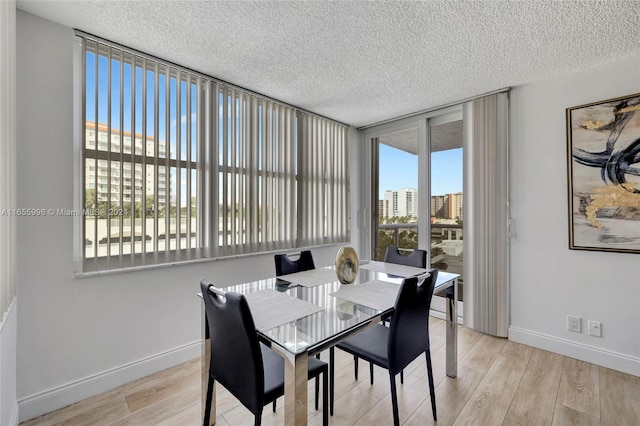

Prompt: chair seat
[
  {"left": 261, "top": 344, "right": 328, "bottom": 403},
  {"left": 336, "top": 324, "right": 390, "bottom": 369}
]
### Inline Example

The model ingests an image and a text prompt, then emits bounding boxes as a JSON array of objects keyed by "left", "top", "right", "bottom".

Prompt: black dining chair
[
  {"left": 378, "top": 246, "right": 427, "bottom": 333},
  {"left": 200, "top": 280, "right": 328, "bottom": 426},
  {"left": 274, "top": 250, "right": 315, "bottom": 276},
  {"left": 384, "top": 246, "right": 428, "bottom": 268},
  {"left": 273, "top": 249, "right": 324, "bottom": 406},
  {"left": 330, "top": 272, "right": 438, "bottom": 425},
  {"left": 385, "top": 246, "right": 453, "bottom": 302}
]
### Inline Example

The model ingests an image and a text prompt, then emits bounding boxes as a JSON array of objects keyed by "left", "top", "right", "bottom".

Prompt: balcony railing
[{"left": 376, "top": 222, "right": 464, "bottom": 285}]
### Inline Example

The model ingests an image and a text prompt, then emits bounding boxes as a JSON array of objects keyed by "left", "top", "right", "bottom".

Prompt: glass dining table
[{"left": 200, "top": 261, "right": 460, "bottom": 426}]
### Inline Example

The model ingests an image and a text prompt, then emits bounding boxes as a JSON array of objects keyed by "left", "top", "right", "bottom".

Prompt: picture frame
[{"left": 566, "top": 93, "right": 640, "bottom": 254}]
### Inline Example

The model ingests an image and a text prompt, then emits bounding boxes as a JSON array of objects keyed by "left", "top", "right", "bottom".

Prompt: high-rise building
[
  {"left": 448, "top": 192, "right": 463, "bottom": 219},
  {"left": 397, "top": 188, "right": 417, "bottom": 217},
  {"left": 85, "top": 121, "right": 168, "bottom": 207},
  {"left": 381, "top": 189, "right": 463, "bottom": 220},
  {"left": 431, "top": 192, "right": 463, "bottom": 219},
  {"left": 383, "top": 190, "right": 396, "bottom": 217},
  {"left": 431, "top": 194, "right": 447, "bottom": 218},
  {"left": 381, "top": 188, "right": 417, "bottom": 218},
  {"left": 379, "top": 198, "right": 390, "bottom": 218}
]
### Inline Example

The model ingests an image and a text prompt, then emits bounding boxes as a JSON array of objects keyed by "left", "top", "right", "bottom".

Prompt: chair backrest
[
  {"left": 384, "top": 246, "right": 427, "bottom": 268},
  {"left": 274, "top": 250, "right": 315, "bottom": 276},
  {"left": 200, "top": 280, "right": 264, "bottom": 415},
  {"left": 387, "top": 269, "right": 438, "bottom": 374}
]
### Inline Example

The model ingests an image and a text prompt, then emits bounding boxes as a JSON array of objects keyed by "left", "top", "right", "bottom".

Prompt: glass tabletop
[{"left": 221, "top": 263, "right": 459, "bottom": 356}]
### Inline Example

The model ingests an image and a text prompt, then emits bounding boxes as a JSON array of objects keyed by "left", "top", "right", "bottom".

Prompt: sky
[
  {"left": 379, "top": 144, "right": 463, "bottom": 198},
  {"left": 85, "top": 51, "right": 197, "bottom": 161},
  {"left": 86, "top": 52, "right": 200, "bottom": 205}
]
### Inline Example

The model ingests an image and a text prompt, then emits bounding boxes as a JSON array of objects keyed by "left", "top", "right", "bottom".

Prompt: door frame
[
  {"left": 362, "top": 118, "right": 424, "bottom": 259},
  {"left": 426, "top": 110, "right": 464, "bottom": 317},
  {"left": 361, "top": 105, "right": 462, "bottom": 260},
  {"left": 361, "top": 105, "right": 463, "bottom": 318}
]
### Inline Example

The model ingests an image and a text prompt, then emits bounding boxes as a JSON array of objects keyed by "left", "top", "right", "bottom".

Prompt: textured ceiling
[{"left": 17, "top": 0, "right": 640, "bottom": 128}]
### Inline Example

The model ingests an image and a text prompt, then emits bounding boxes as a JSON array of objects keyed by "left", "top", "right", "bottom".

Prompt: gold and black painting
[{"left": 567, "top": 93, "right": 640, "bottom": 253}]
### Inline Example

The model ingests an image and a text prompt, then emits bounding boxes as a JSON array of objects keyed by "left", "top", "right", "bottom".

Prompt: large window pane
[
  {"left": 430, "top": 120, "right": 464, "bottom": 297},
  {"left": 375, "top": 128, "right": 419, "bottom": 260},
  {"left": 79, "top": 33, "right": 349, "bottom": 273}
]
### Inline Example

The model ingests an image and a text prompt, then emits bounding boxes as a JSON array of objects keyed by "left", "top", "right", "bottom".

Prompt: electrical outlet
[
  {"left": 567, "top": 315, "right": 581, "bottom": 333},
  {"left": 588, "top": 320, "right": 602, "bottom": 337}
]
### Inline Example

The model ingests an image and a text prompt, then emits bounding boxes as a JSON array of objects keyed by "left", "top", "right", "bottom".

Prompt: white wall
[
  {"left": 0, "top": 1, "right": 18, "bottom": 425},
  {"left": 509, "top": 56, "right": 640, "bottom": 375},
  {"left": 16, "top": 11, "right": 353, "bottom": 422}
]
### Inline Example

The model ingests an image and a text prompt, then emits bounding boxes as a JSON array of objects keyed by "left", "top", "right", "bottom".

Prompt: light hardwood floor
[{"left": 21, "top": 318, "right": 640, "bottom": 425}]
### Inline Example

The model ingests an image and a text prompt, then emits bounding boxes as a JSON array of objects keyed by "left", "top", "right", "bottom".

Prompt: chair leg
[
  {"left": 329, "top": 347, "right": 335, "bottom": 416},
  {"left": 369, "top": 362, "right": 374, "bottom": 385},
  {"left": 315, "top": 375, "right": 320, "bottom": 410},
  {"left": 254, "top": 408, "right": 263, "bottom": 426},
  {"left": 315, "top": 353, "right": 321, "bottom": 410},
  {"left": 203, "top": 375, "right": 214, "bottom": 426},
  {"left": 389, "top": 374, "right": 400, "bottom": 426},
  {"left": 354, "top": 355, "right": 359, "bottom": 380},
  {"left": 322, "top": 368, "right": 329, "bottom": 426},
  {"left": 426, "top": 350, "right": 437, "bottom": 421},
  {"left": 400, "top": 369, "right": 404, "bottom": 384},
  {"left": 272, "top": 399, "right": 276, "bottom": 412}
]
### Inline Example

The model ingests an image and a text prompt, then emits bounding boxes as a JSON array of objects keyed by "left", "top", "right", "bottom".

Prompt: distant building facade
[
  {"left": 380, "top": 189, "right": 463, "bottom": 220},
  {"left": 382, "top": 188, "right": 418, "bottom": 218},
  {"left": 431, "top": 195, "right": 447, "bottom": 218},
  {"left": 85, "top": 121, "right": 168, "bottom": 206},
  {"left": 448, "top": 192, "right": 463, "bottom": 219},
  {"left": 379, "top": 198, "right": 390, "bottom": 218}
]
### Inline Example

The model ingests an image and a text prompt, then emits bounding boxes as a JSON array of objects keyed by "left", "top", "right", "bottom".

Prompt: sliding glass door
[
  {"left": 365, "top": 93, "right": 509, "bottom": 332},
  {"left": 365, "top": 107, "right": 464, "bottom": 319},
  {"left": 428, "top": 113, "right": 464, "bottom": 316},
  {"left": 371, "top": 125, "right": 421, "bottom": 260}
]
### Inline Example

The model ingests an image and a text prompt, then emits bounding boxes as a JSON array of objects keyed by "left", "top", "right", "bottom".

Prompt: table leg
[
  {"left": 273, "top": 347, "right": 309, "bottom": 426},
  {"left": 446, "top": 277, "right": 458, "bottom": 378},
  {"left": 202, "top": 307, "right": 215, "bottom": 425}
]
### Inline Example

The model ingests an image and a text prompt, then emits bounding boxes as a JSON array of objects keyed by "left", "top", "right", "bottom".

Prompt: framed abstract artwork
[{"left": 566, "top": 93, "right": 640, "bottom": 254}]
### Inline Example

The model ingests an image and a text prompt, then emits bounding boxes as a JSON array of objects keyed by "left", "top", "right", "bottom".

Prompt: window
[
  {"left": 78, "top": 34, "right": 349, "bottom": 273},
  {"left": 82, "top": 38, "right": 198, "bottom": 272},
  {"left": 297, "top": 113, "right": 350, "bottom": 246},
  {"left": 212, "top": 86, "right": 298, "bottom": 257}
]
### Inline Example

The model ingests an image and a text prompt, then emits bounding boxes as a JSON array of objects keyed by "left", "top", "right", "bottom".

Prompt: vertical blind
[
  {"left": 78, "top": 33, "right": 350, "bottom": 272},
  {"left": 82, "top": 38, "right": 201, "bottom": 272},
  {"left": 212, "top": 84, "right": 298, "bottom": 257},
  {"left": 298, "top": 113, "right": 350, "bottom": 246},
  {"left": 463, "top": 92, "right": 509, "bottom": 337},
  {"left": 0, "top": 0, "right": 17, "bottom": 319}
]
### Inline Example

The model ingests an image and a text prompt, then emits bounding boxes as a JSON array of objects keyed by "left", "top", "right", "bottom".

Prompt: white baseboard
[
  {"left": 430, "top": 310, "right": 445, "bottom": 320},
  {"left": 1, "top": 299, "right": 18, "bottom": 426},
  {"left": 18, "top": 341, "right": 202, "bottom": 422},
  {"left": 509, "top": 326, "right": 640, "bottom": 377},
  {"left": 431, "top": 295, "right": 463, "bottom": 315},
  {"left": 429, "top": 309, "right": 463, "bottom": 324}
]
